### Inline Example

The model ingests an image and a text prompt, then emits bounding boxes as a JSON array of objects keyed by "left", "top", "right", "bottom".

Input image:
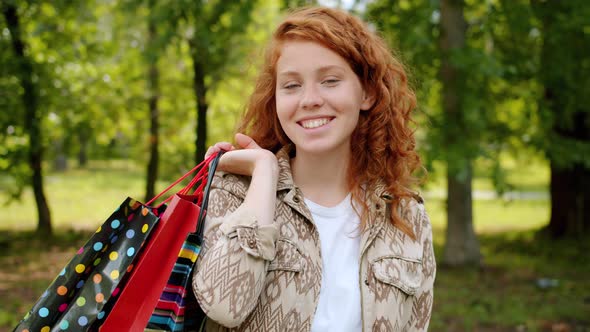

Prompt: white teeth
[{"left": 300, "top": 118, "right": 330, "bottom": 129}]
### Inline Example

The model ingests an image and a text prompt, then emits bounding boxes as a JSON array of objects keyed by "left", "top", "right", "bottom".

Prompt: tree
[
  {"left": 438, "top": 0, "right": 481, "bottom": 265},
  {"left": 2, "top": 1, "right": 52, "bottom": 233},
  {"left": 145, "top": 0, "right": 161, "bottom": 201},
  {"left": 127, "top": 1, "right": 259, "bottom": 166},
  {"left": 367, "top": 0, "right": 484, "bottom": 265},
  {"left": 184, "top": 0, "right": 258, "bottom": 164},
  {"left": 281, "top": 0, "right": 317, "bottom": 10},
  {"left": 532, "top": 0, "right": 590, "bottom": 237}
]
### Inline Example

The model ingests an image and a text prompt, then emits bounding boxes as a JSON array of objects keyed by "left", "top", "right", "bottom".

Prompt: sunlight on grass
[
  {"left": 426, "top": 198, "right": 549, "bottom": 234},
  {"left": 2, "top": 160, "right": 176, "bottom": 230},
  {"left": 424, "top": 154, "right": 549, "bottom": 193},
  {"left": 3, "top": 158, "right": 550, "bottom": 233}
]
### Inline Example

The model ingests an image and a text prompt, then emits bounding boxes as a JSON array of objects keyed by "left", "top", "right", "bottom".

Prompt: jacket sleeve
[
  {"left": 192, "top": 177, "right": 279, "bottom": 328},
  {"left": 410, "top": 202, "right": 436, "bottom": 331}
]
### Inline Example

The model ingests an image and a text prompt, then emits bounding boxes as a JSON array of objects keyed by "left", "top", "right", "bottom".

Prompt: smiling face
[{"left": 275, "top": 40, "right": 373, "bottom": 158}]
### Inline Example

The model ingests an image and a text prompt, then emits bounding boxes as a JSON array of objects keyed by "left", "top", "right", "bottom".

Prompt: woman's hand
[
  {"left": 206, "top": 133, "right": 278, "bottom": 178},
  {"left": 207, "top": 134, "right": 278, "bottom": 226}
]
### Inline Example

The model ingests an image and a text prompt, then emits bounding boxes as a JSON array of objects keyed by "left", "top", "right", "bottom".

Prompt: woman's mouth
[{"left": 299, "top": 117, "right": 333, "bottom": 129}]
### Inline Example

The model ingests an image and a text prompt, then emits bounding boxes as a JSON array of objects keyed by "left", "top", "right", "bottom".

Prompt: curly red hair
[{"left": 237, "top": 7, "right": 421, "bottom": 237}]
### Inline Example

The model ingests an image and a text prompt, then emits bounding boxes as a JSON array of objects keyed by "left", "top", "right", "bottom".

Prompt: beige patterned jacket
[{"left": 192, "top": 147, "right": 436, "bottom": 332}]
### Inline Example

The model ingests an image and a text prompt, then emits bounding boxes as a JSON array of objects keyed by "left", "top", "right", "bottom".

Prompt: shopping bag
[
  {"left": 99, "top": 152, "right": 223, "bottom": 332},
  {"left": 145, "top": 233, "right": 207, "bottom": 331},
  {"left": 13, "top": 152, "right": 219, "bottom": 332},
  {"left": 145, "top": 153, "right": 221, "bottom": 331},
  {"left": 13, "top": 197, "right": 164, "bottom": 332}
]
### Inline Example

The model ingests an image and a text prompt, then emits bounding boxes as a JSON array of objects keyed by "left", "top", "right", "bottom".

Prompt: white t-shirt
[{"left": 306, "top": 194, "right": 362, "bottom": 332}]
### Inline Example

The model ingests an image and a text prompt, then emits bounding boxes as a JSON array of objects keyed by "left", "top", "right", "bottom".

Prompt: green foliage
[
  {"left": 532, "top": 0, "right": 590, "bottom": 169},
  {"left": 366, "top": 0, "right": 550, "bottom": 194},
  {"left": 1, "top": 0, "right": 279, "bottom": 206},
  {"left": 0, "top": 1, "right": 120, "bottom": 195}
]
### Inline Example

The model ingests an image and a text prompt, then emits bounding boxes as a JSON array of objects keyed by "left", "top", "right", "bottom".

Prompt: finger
[
  {"left": 235, "top": 133, "right": 261, "bottom": 149},
  {"left": 205, "top": 142, "right": 232, "bottom": 159},
  {"left": 204, "top": 146, "right": 219, "bottom": 159},
  {"left": 214, "top": 142, "right": 234, "bottom": 151}
]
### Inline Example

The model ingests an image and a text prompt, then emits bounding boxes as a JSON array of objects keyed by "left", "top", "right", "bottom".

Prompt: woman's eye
[
  {"left": 322, "top": 79, "right": 340, "bottom": 85},
  {"left": 283, "top": 83, "right": 300, "bottom": 89}
]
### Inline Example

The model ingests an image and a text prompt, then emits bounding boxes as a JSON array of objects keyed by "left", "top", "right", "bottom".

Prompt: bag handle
[
  {"left": 195, "top": 151, "right": 224, "bottom": 240},
  {"left": 146, "top": 153, "right": 217, "bottom": 207}
]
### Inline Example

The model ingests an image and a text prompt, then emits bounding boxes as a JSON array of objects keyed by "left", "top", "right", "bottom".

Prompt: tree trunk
[
  {"left": 145, "top": 14, "right": 159, "bottom": 202},
  {"left": 444, "top": 163, "right": 481, "bottom": 265},
  {"left": 190, "top": 44, "right": 208, "bottom": 165},
  {"left": 439, "top": 0, "right": 481, "bottom": 265},
  {"left": 549, "top": 162, "right": 590, "bottom": 237},
  {"left": 535, "top": 0, "right": 590, "bottom": 238},
  {"left": 3, "top": 3, "right": 52, "bottom": 234}
]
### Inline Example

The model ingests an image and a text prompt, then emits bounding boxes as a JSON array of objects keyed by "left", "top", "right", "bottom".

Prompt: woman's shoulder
[
  {"left": 376, "top": 186, "right": 425, "bottom": 218},
  {"left": 399, "top": 194, "right": 425, "bottom": 213},
  {"left": 398, "top": 194, "right": 432, "bottom": 243}
]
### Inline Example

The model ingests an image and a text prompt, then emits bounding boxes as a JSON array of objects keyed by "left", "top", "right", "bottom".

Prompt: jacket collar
[
  {"left": 272, "top": 145, "right": 421, "bottom": 254},
  {"left": 273, "top": 144, "right": 392, "bottom": 225},
  {"left": 275, "top": 145, "right": 297, "bottom": 192}
]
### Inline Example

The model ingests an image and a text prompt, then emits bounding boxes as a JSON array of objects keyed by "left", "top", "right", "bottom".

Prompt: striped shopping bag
[
  {"left": 146, "top": 233, "right": 207, "bottom": 331},
  {"left": 145, "top": 151, "right": 222, "bottom": 331}
]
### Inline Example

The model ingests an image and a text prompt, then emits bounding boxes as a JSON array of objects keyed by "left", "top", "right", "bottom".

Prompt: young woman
[{"left": 192, "top": 6, "right": 436, "bottom": 332}]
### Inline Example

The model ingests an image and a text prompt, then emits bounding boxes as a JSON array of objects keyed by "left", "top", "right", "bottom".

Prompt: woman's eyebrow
[
  {"left": 278, "top": 65, "right": 346, "bottom": 77},
  {"left": 277, "top": 70, "right": 300, "bottom": 77},
  {"left": 316, "top": 65, "right": 346, "bottom": 74}
]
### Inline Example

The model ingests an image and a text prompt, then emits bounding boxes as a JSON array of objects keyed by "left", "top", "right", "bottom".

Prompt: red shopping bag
[
  {"left": 145, "top": 154, "right": 221, "bottom": 331},
  {"left": 100, "top": 152, "right": 222, "bottom": 331}
]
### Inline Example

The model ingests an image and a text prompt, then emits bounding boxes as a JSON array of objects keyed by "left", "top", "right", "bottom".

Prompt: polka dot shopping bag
[
  {"left": 13, "top": 198, "right": 163, "bottom": 332},
  {"left": 13, "top": 152, "right": 222, "bottom": 332}
]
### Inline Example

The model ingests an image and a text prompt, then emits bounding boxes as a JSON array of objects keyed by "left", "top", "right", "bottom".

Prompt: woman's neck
[{"left": 290, "top": 149, "right": 351, "bottom": 207}]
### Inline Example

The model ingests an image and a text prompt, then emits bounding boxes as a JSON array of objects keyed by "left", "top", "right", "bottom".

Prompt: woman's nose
[{"left": 300, "top": 84, "right": 324, "bottom": 109}]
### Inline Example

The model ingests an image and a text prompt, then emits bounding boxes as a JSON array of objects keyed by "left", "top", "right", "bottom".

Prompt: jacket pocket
[
  {"left": 268, "top": 238, "right": 304, "bottom": 272},
  {"left": 371, "top": 256, "right": 423, "bottom": 296}
]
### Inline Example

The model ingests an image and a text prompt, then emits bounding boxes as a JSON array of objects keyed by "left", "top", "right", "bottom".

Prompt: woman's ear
[{"left": 360, "top": 89, "right": 376, "bottom": 111}]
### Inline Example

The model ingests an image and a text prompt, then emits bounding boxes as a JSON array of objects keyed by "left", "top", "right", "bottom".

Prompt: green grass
[
  {"left": 431, "top": 231, "right": 590, "bottom": 331},
  {"left": 3, "top": 160, "right": 172, "bottom": 230},
  {"left": 0, "top": 230, "right": 91, "bottom": 329},
  {"left": 426, "top": 198, "right": 550, "bottom": 234},
  {"left": 3, "top": 158, "right": 588, "bottom": 331},
  {"left": 424, "top": 155, "right": 550, "bottom": 193},
  {"left": 2, "top": 158, "right": 551, "bottom": 232}
]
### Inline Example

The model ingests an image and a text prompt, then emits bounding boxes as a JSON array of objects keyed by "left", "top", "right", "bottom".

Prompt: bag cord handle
[
  {"left": 195, "top": 151, "right": 224, "bottom": 240},
  {"left": 146, "top": 153, "right": 217, "bottom": 207}
]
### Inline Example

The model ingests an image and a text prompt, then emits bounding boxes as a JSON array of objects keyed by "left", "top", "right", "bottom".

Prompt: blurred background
[{"left": 1, "top": 0, "right": 588, "bottom": 331}]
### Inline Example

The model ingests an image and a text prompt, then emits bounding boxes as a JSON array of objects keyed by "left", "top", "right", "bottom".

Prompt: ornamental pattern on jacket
[{"left": 192, "top": 147, "right": 436, "bottom": 332}]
